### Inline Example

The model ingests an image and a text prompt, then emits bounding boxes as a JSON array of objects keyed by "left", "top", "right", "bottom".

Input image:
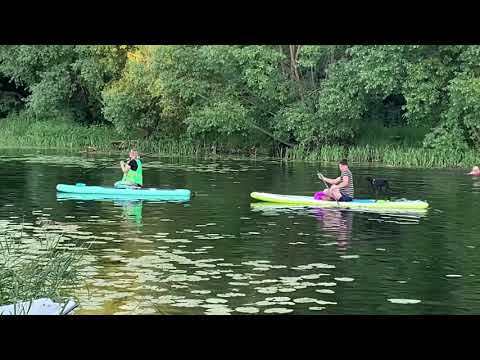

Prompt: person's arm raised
[
  {"left": 332, "top": 175, "right": 349, "bottom": 190},
  {"left": 322, "top": 176, "right": 341, "bottom": 185},
  {"left": 120, "top": 161, "right": 131, "bottom": 174}
]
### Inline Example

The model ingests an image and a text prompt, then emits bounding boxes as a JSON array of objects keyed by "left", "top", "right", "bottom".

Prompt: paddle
[
  {"left": 317, "top": 171, "right": 329, "bottom": 189},
  {"left": 317, "top": 171, "right": 339, "bottom": 205}
]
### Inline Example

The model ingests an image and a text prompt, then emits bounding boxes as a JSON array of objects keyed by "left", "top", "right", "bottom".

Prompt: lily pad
[
  {"left": 388, "top": 299, "right": 421, "bottom": 304},
  {"left": 316, "top": 289, "right": 335, "bottom": 294},
  {"left": 235, "top": 307, "right": 259, "bottom": 314},
  {"left": 293, "top": 298, "right": 317, "bottom": 304},
  {"left": 264, "top": 308, "right": 293, "bottom": 314}
]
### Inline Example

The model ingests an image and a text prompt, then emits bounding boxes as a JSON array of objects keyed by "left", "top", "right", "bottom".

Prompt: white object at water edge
[{"left": 0, "top": 298, "right": 77, "bottom": 315}]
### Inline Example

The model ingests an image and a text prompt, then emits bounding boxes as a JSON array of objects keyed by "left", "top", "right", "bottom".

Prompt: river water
[{"left": 1, "top": 149, "right": 479, "bottom": 314}]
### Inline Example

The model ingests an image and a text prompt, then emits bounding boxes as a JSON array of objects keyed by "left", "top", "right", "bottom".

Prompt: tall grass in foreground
[
  {"left": 0, "top": 230, "right": 85, "bottom": 308},
  {"left": 283, "top": 145, "right": 480, "bottom": 168}
]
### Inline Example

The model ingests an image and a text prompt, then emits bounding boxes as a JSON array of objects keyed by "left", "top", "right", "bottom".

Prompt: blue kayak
[
  {"left": 56, "top": 193, "right": 191, "bottom": 203},
  {"left": 56, "top": 184, "right": 191, "bottom": 201}
]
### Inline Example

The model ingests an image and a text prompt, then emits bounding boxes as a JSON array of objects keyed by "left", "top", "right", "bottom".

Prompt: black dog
[{"left": 365, "top": 176, "right": 390, "bottom": 195}]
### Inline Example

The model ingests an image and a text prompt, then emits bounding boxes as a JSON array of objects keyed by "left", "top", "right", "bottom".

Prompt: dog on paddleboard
[{"left": 365, "top": 176, "right": 390, "bottom": 196}]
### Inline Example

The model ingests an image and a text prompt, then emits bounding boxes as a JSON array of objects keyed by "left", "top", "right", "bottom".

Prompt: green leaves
[
  {"left": 186, "top": 99, "right": 250, "bottom": 136},
  {"left": 130, "top": 45, "right": 289, "bottom": 140},
  {"left": 348, "top": 45, "right": 408, "bottom": 95},
  {"left": 0, "top": 45, "right": 131, "bottom": 122},
  {"left": 2, "top": 45, "right": 480, "bottom": 151},
  {"left": 102, "top": 48, "right": 185, "bottom": 138},
  {"left": 441, "top": 73, "right": 480, "bottom": 147}
]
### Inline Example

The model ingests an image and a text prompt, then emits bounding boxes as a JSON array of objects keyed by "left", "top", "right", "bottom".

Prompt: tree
[{"left": 0, "top": 45, "right": 132, "bottom": 122}]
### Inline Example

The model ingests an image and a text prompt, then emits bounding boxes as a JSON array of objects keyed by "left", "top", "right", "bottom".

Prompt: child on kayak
[
  {"left": 317, "top": 159, "right": 354, "bottom": 202},
  {"left": 115, "top": 149, "right": 143, "bottom": 188},
  {"left": 468, "top": 166, "right": 480, "bottom": 176}
]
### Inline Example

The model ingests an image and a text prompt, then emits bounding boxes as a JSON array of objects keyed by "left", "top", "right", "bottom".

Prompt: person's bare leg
[
  {"left": 323, "top": 188, "right": 334, "bottom": 201},
  {"left": 330, "top": 188, "right": 342, "bottom": 201}
]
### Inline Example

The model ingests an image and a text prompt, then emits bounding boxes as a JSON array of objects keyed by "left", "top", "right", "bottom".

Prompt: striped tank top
[{"left": 340, "top": 169, "right": 354, "bottom": 198}]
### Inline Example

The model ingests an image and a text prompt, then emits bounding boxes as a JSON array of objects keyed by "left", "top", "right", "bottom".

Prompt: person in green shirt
[{"left": 115, "top": 149, "right": 143, "bottom": 189}]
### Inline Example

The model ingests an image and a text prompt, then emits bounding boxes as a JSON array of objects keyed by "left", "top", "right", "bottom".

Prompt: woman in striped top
[{"left": 318, "top": 159, "right": 354, "bottom": 202}]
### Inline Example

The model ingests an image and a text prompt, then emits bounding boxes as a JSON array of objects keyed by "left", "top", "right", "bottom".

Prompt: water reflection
[
  {"left": 313, "top": 209, "right": 352, "bottom": 249},
  {"left": 114, "top": 201, "right": 143, "bottom": 225},
  {"left": 472, "top": 177, "right": 480, "bottom": 191},
  {"left": 251, "top": 202, "right": 426, "bottom": 250}
]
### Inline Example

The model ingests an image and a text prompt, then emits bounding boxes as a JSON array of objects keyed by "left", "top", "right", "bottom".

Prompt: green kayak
[{"left": 250, "top": 192, "right": 429, "bottom": 210}]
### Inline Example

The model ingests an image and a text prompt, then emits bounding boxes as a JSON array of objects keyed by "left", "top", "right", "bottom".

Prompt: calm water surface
[{"left": 1, "top": 149, "right": 479, "bottom": 314}]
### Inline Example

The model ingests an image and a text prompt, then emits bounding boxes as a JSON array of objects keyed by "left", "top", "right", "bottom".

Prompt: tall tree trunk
[
  {"left": 289, "top": 45, "right": 304, "bottom": 99},
  {"left": 279, "top": 45, "right": 290, "bottom": 78},
  {"left": 289, "top": 45, "right": 302, "bottom": 81},
  {"left": 278, "top": 45, "right": 285, "bottom": 75},
  {"left": 471, "top": 125, "right": 480, "bottom": 146}
]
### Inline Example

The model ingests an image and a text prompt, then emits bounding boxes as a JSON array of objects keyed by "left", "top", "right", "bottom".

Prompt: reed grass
[
  {"left": 1, "top": 114, "right": 478, "bottom": 167},
  {"left": 281, "top": 144, "right": 480, "bottom": 168},
  {"left": 0, "top": 114, "right": 118, "bottom": 151},
  {"left": 0, "top": 115, "right": 262, "bottom": 158},
  {"left": 0, "top": 229, "right": 85, "bottom": 308},
  {"left": 281, "top": 145, "right": 346, "bottom": 162}
]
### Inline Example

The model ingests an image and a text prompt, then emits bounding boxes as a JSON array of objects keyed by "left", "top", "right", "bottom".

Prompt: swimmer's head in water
[{"left": 469, "top": 166, "right": 480, "bottom": 175}]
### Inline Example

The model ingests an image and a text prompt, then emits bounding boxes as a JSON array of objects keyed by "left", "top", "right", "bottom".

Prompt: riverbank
[
  {"left": 283, "top": 145, "right": 480, "bottom": 168},
  {"left": 0, "top": 115, "right": 268, "bottom": 158},
  {"left": 1, "top": 116, "right": 479, "bottom": 168}
]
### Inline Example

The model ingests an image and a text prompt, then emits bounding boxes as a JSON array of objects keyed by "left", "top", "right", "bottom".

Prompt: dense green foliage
[
  {"left": 1, "top": 45, "right": 480, "bottom": 161},
  {"left": 0, "top": 45, "right": 131, "bottom": 123}
]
